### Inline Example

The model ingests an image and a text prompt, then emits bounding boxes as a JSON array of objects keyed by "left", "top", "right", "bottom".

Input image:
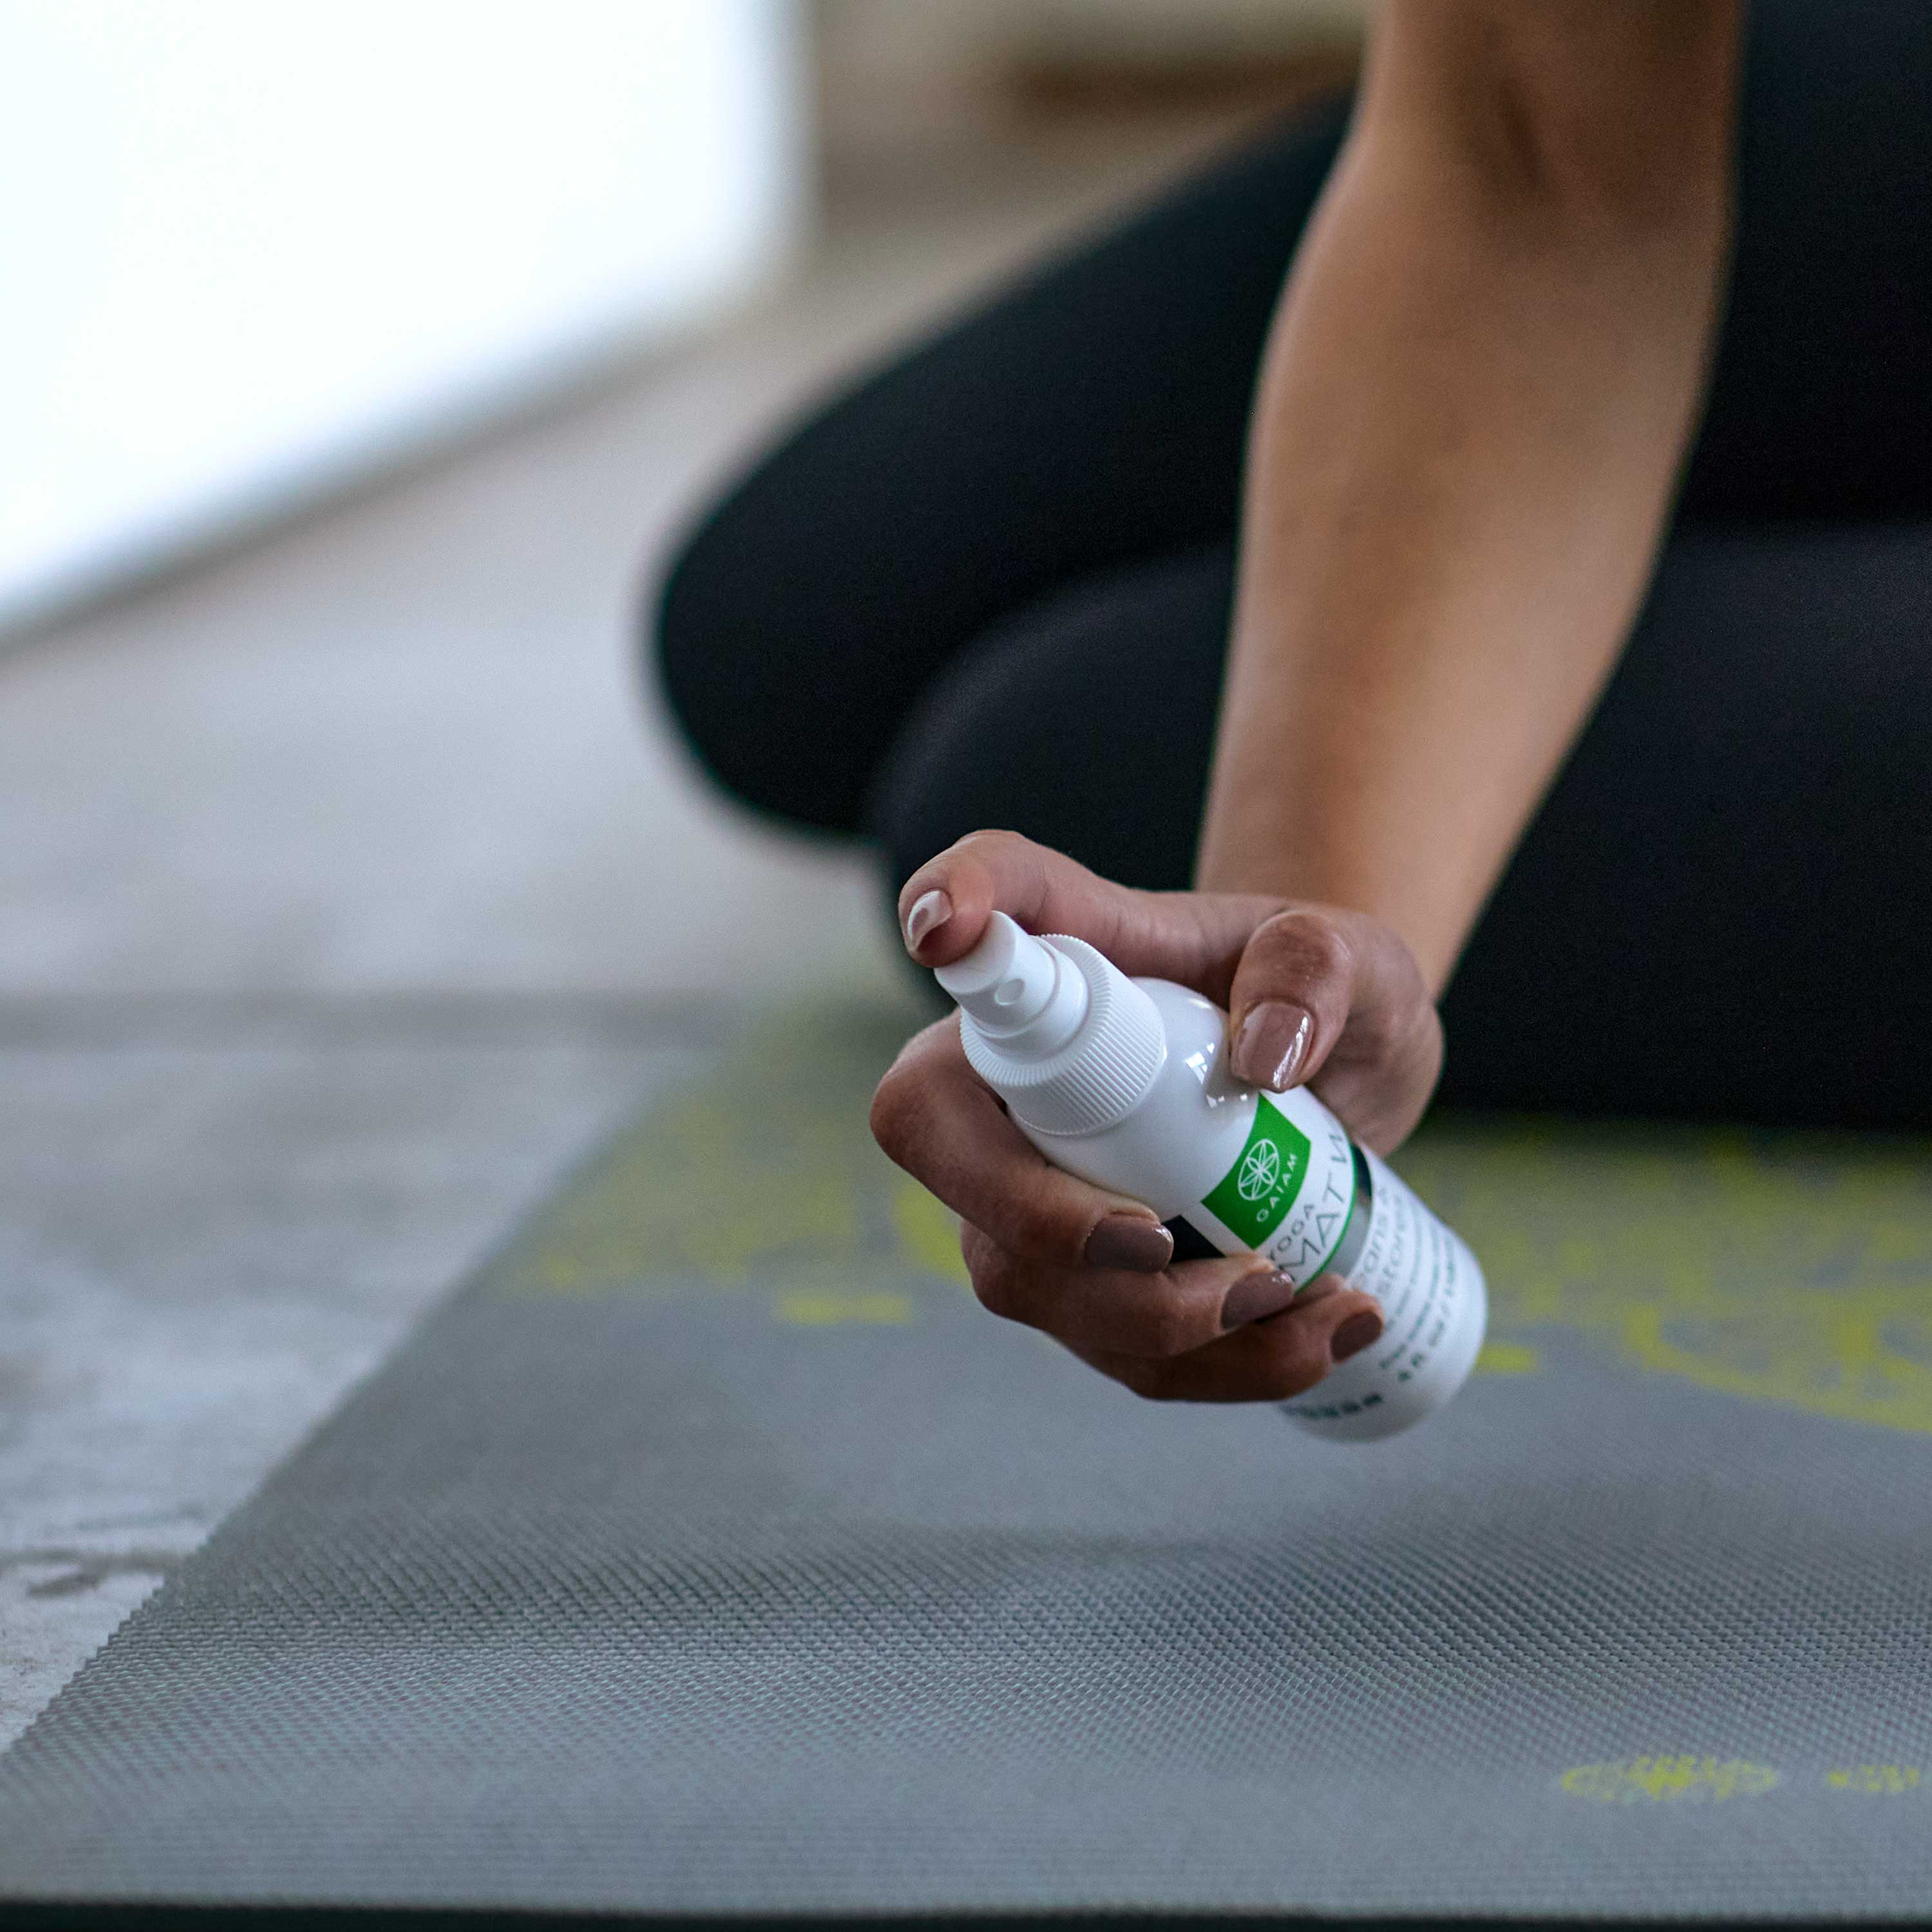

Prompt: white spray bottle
[{"left": 936, "top": 912, "right": 1486, "bottom": 1441}]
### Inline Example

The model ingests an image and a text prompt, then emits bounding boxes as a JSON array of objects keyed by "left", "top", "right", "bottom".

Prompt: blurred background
[
  {"left": 1, "top": 0, "right": 1365, "bottom": 1005},
  {"left": 0, "top": 0, "right": 1363, "bottom": 1742}
]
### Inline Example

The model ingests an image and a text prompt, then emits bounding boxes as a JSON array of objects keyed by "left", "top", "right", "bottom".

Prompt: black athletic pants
[{"left": 654, "top": 0, "right": 1932, "bottom": 1130}]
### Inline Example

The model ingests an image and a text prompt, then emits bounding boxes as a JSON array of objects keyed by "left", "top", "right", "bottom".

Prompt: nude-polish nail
[
  {"left": 1084, "top": 1214, "right": 1173, "bottom": 1273},
  {"left": 1220, "top": 1267, "right": 1300, "bottom": 1331},
  {"left": 1330, "top": 1308, "right": 1385, "bottom": 1364},
  {"left": 903, "top": 888, "right": 952, "bottom": 954},
  {"left": 1231, "top": 1000, "right": 1313, "bottom": 1090}
]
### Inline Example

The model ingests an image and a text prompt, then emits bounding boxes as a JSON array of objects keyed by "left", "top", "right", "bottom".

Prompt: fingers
[
  {"left": 1225, "top": 905, "right": 1443, "bottom": 1153},
  {"left": 871, "top": 1018, "right": 1173, "bottom": 1271},
  {"left": 883, "top": 833, "right": 1425, "bottom": 1397},
  {"left": 960, "top": 1215, "right": 1385, "bottom": 1399},
  {"left": 896, "top": 829, "right": 1274, "bottom": 998},
  {"left": 1069, "top": 1276, "right": 1388, "bottom": 1403},
  {"left": 873, "top": 1010, "right": 1389, "bottom": 1400},
  {"left": 961, "top": 1224, "right": 1298, "bottom": 1359},
  {"left": 960, "top": 1230, "right": 1384, "bottom": 1393}
]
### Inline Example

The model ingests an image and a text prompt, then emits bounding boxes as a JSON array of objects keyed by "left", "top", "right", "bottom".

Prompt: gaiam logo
[
  {"left": 1201, "top": 1096, "right": 1312, "bottom": 1247},
  {"left": 1238, "top": 1138, "right": 1282, "bottom": 1202}
]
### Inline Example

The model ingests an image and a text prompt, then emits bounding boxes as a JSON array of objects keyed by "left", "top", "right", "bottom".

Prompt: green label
[{"left": 1201, "top": 1094, "right": 1312, "bottom": 1248}]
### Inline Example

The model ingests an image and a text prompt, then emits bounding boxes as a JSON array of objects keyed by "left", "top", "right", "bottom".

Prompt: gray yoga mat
[{"left": 6, "top": 1005, "right": 1932, "bottom": 1923}]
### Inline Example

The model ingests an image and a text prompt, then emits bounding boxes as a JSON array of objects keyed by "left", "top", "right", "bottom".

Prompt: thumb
[{"left": 896, "top": 828, "right": 1276, "bottom": 993}]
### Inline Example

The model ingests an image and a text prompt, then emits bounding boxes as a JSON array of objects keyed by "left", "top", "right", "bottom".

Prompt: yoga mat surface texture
[{"left": 6, "top": 1009, "right": 1932, "bottom": 1921}]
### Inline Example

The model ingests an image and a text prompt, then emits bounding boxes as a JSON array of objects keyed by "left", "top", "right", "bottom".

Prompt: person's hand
[{"left": 870, "top": 831, "right": 1443, "bottom": 1403}]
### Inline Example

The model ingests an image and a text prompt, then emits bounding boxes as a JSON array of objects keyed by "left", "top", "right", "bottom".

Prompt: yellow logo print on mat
[
  {"left": 775, "top": 1291, "right": 913, "bottom": 1327},
  {"left": 492, "top": 1013, "right": 1932, "bottom": 1440},
  {"left": 493, "top": 1014, "right": 970, "bottom": 1308},
  {"left": 1562, "top": 1757, "right": 1781, "bottom": 1804},
  {"left": 1399, "top": 1122, "right": 1932, "bottom": 1435},
  {"left": 1826, "top": 1765, "right": 1920, "bottom": 1795}
]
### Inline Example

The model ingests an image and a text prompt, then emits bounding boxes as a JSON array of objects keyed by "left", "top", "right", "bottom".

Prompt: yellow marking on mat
[
  {"left": 1826, "top": 1765, "right": 1920, "bottom": 1794},
  {"left": 1475, "top": 1341, "right": 1539, "bottom": 1374},
  {"left": 1562, "top": 1757, "right": 1781, "bottom": 1804},
  {"left": 488, "top": 1007, "right": 1932, "bottom": 1437},
  {"left": 892, "top": 1179, "right": 970, "bottom": 1284},
  {"left": 492, "top": 1014, "right": 900, "bottom": 1300},
  {"left": 504, "top": 1090, "right": 861, "bottom": 1293},
  {"left": 1398, "top": 1119, "right": 1932, "bottom": 1436},
  {"left": 775, "top": 1291, "right": 914, "bottom": 1327}
]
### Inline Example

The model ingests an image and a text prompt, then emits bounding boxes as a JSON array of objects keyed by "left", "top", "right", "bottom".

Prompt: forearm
[{"left": 1196, "top": 0, "right": 1741, "bottom": 991}]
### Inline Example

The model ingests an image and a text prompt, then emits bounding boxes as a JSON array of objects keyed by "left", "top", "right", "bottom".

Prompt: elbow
[{"left": 1368, "top": 0, "right": 1742, "bottom": 241}]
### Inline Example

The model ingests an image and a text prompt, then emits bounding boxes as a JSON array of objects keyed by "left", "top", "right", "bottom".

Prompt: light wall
[{"left": 0, "top": 0, "right": 804, "bottom": 633}]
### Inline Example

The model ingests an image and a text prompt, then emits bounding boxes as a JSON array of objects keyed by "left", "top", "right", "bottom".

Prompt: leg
[
  {"left": 1678, "top": 0, "right": 1932, "bottom": 522},
  {"left": 652, "top": 106, "right": 1348, "bottom": 836},
  {"left": 875, "top": 520, "right": 1932, "bottom": 1129},
  {"left": 653, "top": 0, "right": 1932, "bottom": 843},
  {"left": 655, "top": 0, "right": 1932, "bottom": 1127},
  {"left": 864, "top": 542, "right": 1235, "bottom": 895},
  {"left": 1442, "top": 520, "right": 1932, "bottom": 1128}
]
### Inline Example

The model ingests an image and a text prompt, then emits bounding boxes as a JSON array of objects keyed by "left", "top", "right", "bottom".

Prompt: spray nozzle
[
  {"left": 935, "top": 904, "right": 1090, "bottom": 1043},
  {"left": 934, "top": 911, "right": 1068, "bottom": 1032}
]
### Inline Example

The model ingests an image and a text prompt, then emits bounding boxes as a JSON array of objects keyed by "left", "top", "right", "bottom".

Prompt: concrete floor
[{"left": 0, "top": 124, "right": 1245, "bottom": 1748}]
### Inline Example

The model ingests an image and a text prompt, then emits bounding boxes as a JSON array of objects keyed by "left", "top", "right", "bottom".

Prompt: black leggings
[{"left": 653, "top": 0, "right": 1932, "bottom": 1130}]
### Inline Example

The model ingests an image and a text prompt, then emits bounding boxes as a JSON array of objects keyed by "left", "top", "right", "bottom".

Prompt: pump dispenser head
[
  {"left": 935, "top": 911, "right": 1089, "bottom": 1052},
  {"left": 936, "top": 912, "right": 1166, "bottom": 1137}
]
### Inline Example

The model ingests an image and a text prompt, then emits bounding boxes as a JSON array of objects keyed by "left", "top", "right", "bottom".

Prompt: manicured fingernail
[
  {"left": 1330, "top": 1308, "right": 1385, "bottom": 1364},
  {"left": 903, "top": 888, "right": 952, "bottom": 954},
  {"left": 1231, "top": 1000, "right": 1312, "bottom": 1090},
  {"left": 1083, "top": 1214, "right": 1173, "bottom": 1273},
  {"left": 1220, "top": 1267, "right": 1300, "bottom": 1331}
]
